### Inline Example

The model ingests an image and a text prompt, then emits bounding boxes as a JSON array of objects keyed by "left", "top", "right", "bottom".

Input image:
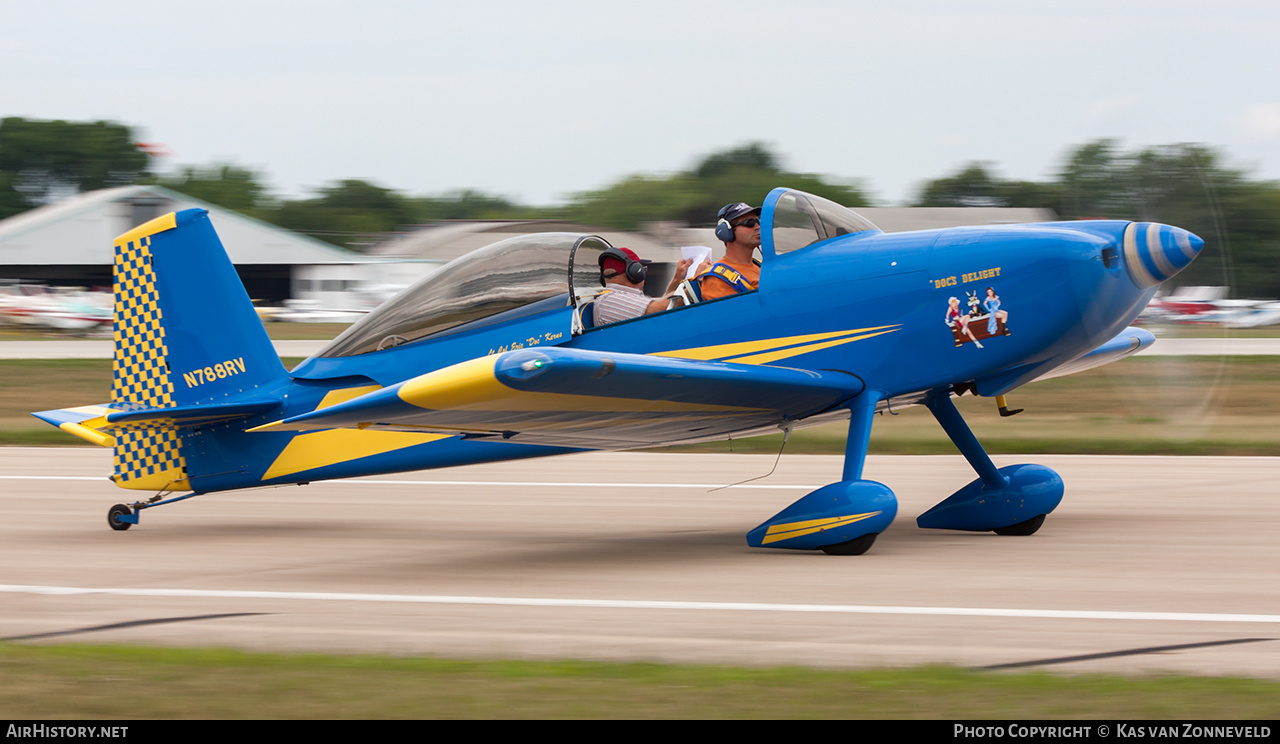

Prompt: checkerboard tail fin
[{"left": 106, "top": 209, "right": 288, "bottom": 491}]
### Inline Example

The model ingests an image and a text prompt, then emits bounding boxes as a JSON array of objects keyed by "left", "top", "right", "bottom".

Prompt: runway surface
[{"left": 3, "top": 448, "right": 1278, "bottom": 678}]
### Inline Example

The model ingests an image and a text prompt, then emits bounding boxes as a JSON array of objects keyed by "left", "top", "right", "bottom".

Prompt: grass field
[
  {"left": 8, "top": 356, "right": 1279, "bottom": 455},
  {"left": 2, "top": 644, "right": 1277, "bottom": 719}
]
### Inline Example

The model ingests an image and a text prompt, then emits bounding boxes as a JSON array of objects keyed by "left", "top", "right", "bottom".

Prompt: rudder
[{"left": 110, "top": 209, "right": 287, "bottom": 490}]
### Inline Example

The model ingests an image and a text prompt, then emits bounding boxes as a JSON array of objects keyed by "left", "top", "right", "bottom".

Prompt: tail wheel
[{"left": 107, "top": 504, "right": 133, "bottom": 531}]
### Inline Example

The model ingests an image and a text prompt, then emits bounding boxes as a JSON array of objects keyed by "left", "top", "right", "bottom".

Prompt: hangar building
[{"left": 0, "top": 185, "right": 366, "bottom": 302}]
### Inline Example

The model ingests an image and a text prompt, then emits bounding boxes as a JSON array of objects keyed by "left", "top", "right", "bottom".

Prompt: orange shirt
[{"left": 697, "top": 258, "right": 760, "bottom": 301}]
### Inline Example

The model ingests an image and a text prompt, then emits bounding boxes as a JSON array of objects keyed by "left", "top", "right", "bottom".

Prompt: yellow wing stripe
[
  {"left": 726, "top": 329, "right": 902, "bottom": 365},
  {"left": 652, "top": 325, "right": 901, "bottom": 363},
  {"left": 761, "top": 511, "right": 882, "bottom": 545}
]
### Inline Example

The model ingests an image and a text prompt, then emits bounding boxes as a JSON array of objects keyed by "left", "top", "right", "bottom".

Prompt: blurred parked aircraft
[
  {"left": 1140, "top": 286, "right": 1280, "bottom": 327},
  {"left": 0, "top": 283, "right": 112, "bottom": 334}
]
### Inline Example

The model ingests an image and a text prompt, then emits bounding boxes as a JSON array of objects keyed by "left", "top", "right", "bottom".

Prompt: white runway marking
[
  {"left": 0, "top": 476, "right": 103, "bottom": 481},
  {"left": 3, "top": 584, "right": 1278, "bottom": 624}
]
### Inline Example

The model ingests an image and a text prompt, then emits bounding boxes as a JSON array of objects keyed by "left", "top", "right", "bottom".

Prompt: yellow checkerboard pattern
[{"left": 112, "top": 233, "right": 188, "bottom": 489}]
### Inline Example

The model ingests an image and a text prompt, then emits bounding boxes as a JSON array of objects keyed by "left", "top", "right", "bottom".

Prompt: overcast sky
[{"left": 4, "top": 0, "right": 1278, "bottom": 207}]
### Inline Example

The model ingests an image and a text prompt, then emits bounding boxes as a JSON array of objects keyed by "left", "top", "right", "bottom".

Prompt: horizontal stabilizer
[
  {"left": 31, "top": 405, "right": 117, "bottom": 447},
  {"left": 105, "top": 400, "right": 283, "bottom": 428},
  {"left": 34, "top": 399, "right": 283, "bottom": 443},
  {"left": 32, "top": 406, "right": 111, "bottom": 429},
  {"left": 252, "top": 347, "right": 866, "bottom": 447}
]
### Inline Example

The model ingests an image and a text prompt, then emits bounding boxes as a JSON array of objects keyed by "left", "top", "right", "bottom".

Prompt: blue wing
[
  {"left": 252, "top": 347, "right": 866, "bottom": 448},
  {"left": 1031, "top": 326, "right": 1155, "bottom": 383}
]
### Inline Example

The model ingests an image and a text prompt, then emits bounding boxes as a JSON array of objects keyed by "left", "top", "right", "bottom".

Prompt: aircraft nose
[{"left": 1122, "top": 222, "right": 1204, "bottom": 288}]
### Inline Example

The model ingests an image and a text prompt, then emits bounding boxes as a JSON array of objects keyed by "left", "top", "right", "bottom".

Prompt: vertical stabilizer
[{"left": 110, "top": 209, "right": 287, "bottom": 490}]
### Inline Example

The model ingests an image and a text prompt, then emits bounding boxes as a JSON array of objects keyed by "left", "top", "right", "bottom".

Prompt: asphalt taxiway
[{"left": 3, "top": 448, "right": 1278, "bottom": 678}]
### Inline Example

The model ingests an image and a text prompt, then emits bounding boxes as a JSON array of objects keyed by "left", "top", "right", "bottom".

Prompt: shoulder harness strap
[{"left": 699, "top": 262, "right": 754, "bottom": 293}]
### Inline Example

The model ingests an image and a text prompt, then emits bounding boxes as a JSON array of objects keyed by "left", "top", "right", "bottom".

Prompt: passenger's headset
[{"left": 598, "top": 247, "right": 647, "bottom": 285}]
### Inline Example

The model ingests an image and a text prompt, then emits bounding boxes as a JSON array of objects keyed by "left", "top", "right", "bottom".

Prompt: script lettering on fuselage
[
  {"left": 489, "top": 330, "right": 565, "bottom": 356},
  {"left": 932, "top": 266, "right": 1002, "bottom": 290},
  {"left": 182, "top": 357, "right": 246, "bottom": 388}
]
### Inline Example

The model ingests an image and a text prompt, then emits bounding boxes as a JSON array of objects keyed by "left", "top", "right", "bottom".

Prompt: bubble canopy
[
  {"left": 316, "top": 189, "right": 878, "bottom": 358},
  {"left": 318, "top": 233, "right": 612, "bottom": 357},
  {"left": 764, "top": 188, "right": 880, "bottom": 257}
]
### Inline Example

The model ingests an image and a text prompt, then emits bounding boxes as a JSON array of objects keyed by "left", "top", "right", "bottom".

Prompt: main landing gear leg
[
  {"left": 746, "top": 392, "right": 897, "bottom": 555},
  {"left": 917, "top": 390, "right": 1062, "bottom": 535}
]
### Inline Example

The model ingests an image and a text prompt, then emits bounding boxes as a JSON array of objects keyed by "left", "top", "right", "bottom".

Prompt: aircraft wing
[
  {"left": 252, "top": 347, "right": 865, "bottom": 448},
  {"left": 1032, "top": 326, "right": 1155, "bottom": 383},
  {"left": 975, "top": 326, "right": 1157, "bottom": 396}
]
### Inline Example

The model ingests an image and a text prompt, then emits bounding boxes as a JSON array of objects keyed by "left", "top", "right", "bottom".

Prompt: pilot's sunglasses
[{"left": 734, "top": 218, "right": 760, "bottom": 228}]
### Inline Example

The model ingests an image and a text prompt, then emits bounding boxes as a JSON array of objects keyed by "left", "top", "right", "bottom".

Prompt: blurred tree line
[
  {"left": 0, "top": 117, "right": 149, "bottom": 216},
  {"left": 1, "top": 117, "right": 1277, "bottom": 297},
  {"left": 151, "top": 142, "right": 869, "bottom": 248},
  {"left": 554, "top": 143, "right": 869, "bottom": 230}
]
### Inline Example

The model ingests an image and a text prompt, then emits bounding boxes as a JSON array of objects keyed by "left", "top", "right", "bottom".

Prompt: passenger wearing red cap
[
  {"left": 594, "top": 246, "right": 692, "bottom": 326},
  {"left": 697, "top": 202, "right": 762, "bottom": 301}
]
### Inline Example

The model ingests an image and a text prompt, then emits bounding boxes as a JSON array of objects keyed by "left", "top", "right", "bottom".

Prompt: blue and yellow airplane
[{"left": 33, "top": 188, "right": 1203, "bottom": 554}]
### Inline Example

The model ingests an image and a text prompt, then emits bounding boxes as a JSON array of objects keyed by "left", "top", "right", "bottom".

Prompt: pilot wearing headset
[
  {"left": 696, "top": 202, "right": 762, "bottom": 301},
  {"left": 593, "top": 246, "right": 692, "bottom": 326}
]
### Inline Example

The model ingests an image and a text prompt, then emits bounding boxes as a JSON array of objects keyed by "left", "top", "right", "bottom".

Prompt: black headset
[
  {"left": 714, "top": 218, "right": 736, "bottom": 243},
  {"left": 598, "top": 247, "right": 647, "bottom": 285},
  {"left": 715, "top": 203, "right": 757, "bottom": 243}
]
